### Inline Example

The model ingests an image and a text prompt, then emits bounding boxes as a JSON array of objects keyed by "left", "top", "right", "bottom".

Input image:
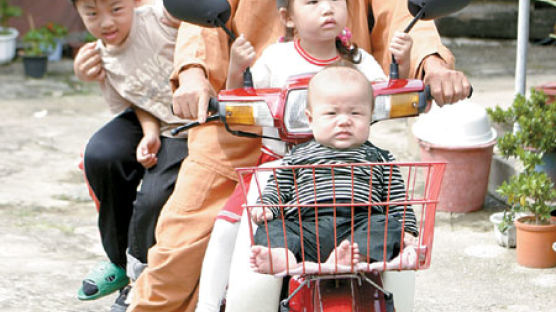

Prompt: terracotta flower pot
[
  {"left": 535, "top": 82, "right": 556, "bottom": 105},
  {"left": 514, "top": 216, "right": 556, "bottom": 268}
]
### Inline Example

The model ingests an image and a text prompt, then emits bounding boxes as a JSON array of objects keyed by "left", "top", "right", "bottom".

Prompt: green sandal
[{"left": 77, "top": 261, "right": 129, "bottom": 301}]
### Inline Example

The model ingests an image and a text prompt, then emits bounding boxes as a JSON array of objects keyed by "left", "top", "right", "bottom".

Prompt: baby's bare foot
[
  {"left": 325, "top": 240, "right": 360, "bottom": 266},
  {"left": 250, "top": 246, "right": 298, "bottom": 274},
  {"left": 368, "top": 246, "right": 420, "bottom": 271}
]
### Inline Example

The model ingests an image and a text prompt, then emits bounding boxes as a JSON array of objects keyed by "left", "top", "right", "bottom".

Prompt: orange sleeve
[
  {"left": 368, "top": 0, "right": 454, "bottom": 78},
  {"left": 169, "top": 0, "right": 240, "bottom": 93}
]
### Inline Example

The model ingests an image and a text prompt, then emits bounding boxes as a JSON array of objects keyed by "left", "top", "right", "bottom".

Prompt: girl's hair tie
[{"left": 337, "top": 27, "right": 352, "bottom": 49}]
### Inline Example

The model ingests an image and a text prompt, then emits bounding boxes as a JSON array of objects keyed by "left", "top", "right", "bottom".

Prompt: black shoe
[{"left": 110, "top": 285, "right": 131, "bottom": 312}]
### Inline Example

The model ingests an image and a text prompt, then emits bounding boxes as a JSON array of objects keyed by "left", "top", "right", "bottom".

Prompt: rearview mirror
[
  {"left": 407, "top": 0, "right": 471, "bottom": 20},
  {"left": 162, "top": 0, "right": 231, "bottom": 28}
]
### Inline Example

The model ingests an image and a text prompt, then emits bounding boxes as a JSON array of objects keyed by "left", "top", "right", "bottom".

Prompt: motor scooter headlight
[
  {"left": 219, "top": 101, "right": 274, "bottom": 127},
  {"left": 284, "top": 89, "right": 311, "bottom": 133}
]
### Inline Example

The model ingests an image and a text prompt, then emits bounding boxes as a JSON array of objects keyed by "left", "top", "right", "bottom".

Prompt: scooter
[
  {"left": 172, "top": 70, "right": 448, "bottom": 311},
  {"left": 164, "top": 0, "right": 471, "bottom": 311}
]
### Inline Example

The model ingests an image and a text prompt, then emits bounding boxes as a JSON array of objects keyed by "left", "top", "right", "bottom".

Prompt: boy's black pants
[{"left": 83, "top": 109, "right": 187, "bottom": 267}]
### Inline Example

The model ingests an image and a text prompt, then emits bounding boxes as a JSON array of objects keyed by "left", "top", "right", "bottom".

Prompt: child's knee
[{"left": 210, "top": 219, "right": 240, "bottom": 247}]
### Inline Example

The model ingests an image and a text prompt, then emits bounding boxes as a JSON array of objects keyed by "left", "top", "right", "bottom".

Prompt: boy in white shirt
[{"left": 71, "top": 0, "right": 185, "bottom": 310}]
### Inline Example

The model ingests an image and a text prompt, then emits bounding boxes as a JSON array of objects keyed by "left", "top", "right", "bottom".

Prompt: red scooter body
[
  {"left": 223, "top": 75, "right": 443, "bottom": 312},
  {"left": 287, "top": 272, "right": 388, "bottom": 312},
  {"left": 216, "top": 73, "right": 427, "bottom": 144}
]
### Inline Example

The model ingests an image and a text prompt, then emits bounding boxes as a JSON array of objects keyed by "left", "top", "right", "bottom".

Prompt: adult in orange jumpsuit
[{"left": 130, "top": 0, "right": 470, "bottom": 311}]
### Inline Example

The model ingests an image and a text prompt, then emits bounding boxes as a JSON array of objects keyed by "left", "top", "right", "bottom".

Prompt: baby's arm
[
  {"left": 389, "top": 32, "right": 413, "bottom": 79},
  {"left": 252, "top": 167, "right": 294, "bottom": 223},
  {"left": 381, "top": 154, "right": 418, "bottom": 236},
  {"left": 134, "top": 108, "right": 161, "bottom": 169},
  {"left": 226, "top": 35, "right": 256, "bottom": 90}
]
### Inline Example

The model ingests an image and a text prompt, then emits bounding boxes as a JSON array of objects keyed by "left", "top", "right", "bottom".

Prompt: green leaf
[{"left": 491, "top": 89, "right": 556, "bottom": 221}]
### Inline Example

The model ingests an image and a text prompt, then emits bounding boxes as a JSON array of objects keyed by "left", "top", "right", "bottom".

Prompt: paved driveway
[{"left": 0, "top": 40, "right": 555, "bottom": 311}]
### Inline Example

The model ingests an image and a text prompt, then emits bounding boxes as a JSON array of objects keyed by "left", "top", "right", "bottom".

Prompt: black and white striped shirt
[{"left": 261, "top": 140, "right": 417, "bottom": 234}]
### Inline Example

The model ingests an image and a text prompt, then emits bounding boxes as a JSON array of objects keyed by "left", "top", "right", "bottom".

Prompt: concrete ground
[{"left": 0, "top": 39, "right": 555, "bottom": 312}]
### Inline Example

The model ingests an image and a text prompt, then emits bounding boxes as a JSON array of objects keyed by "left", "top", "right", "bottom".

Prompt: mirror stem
[
  {"left": 390, "top": 56, "right": 399, "bottom": 79},
  {"left": 214, "top": 16, "right": 253, "bottom": 88},
  {"left": 404, "top": 6, "right": 426, "bottom": 33},
  {"left": 215, "top": 16, "right": 236, "bottom": 41},
  {"left": 243, "top": 68, "right": 254, "bottom": 88}
]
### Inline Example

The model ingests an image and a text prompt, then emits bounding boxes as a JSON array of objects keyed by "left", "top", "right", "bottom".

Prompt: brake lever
[{"left": 171, "top": 97, "right": 220, "bottom": 136}]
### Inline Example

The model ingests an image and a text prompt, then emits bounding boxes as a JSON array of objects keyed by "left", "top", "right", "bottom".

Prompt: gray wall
[{"left": 435, "top": 0, "right": 556, "bottom": 40}]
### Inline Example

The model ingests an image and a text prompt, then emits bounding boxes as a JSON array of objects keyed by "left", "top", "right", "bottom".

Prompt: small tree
[
  {"left": 22, "top": 26, "right": 55, "bottom": 56},
  {"left": 45, "top": 22, "right": 68, "bottom": 40},
  {"left": 487, "top": 89, "right": 556, "bottom": 228},
  {"left": 0, "top": 0, "right": 22, "bottom": 35},
  {"left": 21, "top": 14, "right": 55, "bottom": 56}
]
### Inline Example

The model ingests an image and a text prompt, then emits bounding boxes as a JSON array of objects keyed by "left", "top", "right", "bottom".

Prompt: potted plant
[
  {"left": 21, "top": 22, "right": 55, "bottom": 78},
  {"left": 487, "top": 88, "right": 556, "bottom": 268},
  {"left": 488, "top": 210, "right": 530, "bottom": 248},
  {"left": 0, "top": 0, "right": 21, "bottom": 64},
  {"left": 45, "top": 22, "right": 67, "bottom": 61}
]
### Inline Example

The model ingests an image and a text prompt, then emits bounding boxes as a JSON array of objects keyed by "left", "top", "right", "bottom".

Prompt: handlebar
[
  {"left": 423, "top": 85, "right": 474, "bottom": 103},
  {"left": 207, "top": 97, "right": 219, "bottom": 113},
  {"left": 170, "top": 82, "right": 474, "bottom": 136}
]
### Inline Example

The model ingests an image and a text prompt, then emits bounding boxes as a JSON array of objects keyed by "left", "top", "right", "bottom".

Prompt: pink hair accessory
[{"left": 337, "top": 27, "right": 352, "bottom": 49}]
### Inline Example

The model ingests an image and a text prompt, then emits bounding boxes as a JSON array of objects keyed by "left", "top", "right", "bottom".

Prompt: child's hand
[
  {"left": 73, "top": 42, "right": 105, "bottom": 82},
  {"left": 136, "top": 133, "right": 161, "bottom": 169},
  {"left": 389, "top": 32, "right": 413, "bottom": 66},
  {"left": 229, "top": 34, "right": 256, "bottom": 76},
  {"left": 250, "top": 207, "right": 274, "bottom": 223}
]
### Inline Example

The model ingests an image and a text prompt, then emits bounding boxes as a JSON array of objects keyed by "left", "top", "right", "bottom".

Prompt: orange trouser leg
[{"left": 130, "top": 159, "right": 237, "bottom": 312}]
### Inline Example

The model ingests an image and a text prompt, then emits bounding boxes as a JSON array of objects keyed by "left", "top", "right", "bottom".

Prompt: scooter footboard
[{"left": 236, "top": 161, "right": 447, "bottom": 276}]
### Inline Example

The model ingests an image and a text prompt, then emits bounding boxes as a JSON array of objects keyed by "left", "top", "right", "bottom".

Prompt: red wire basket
[{"left": 236, "top": 161, "right": 446, "bottom": 276}]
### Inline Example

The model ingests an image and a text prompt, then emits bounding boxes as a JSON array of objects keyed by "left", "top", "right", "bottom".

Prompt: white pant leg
[
  {"left": 196, "top": 219, "right": 240, "bottom": 312},
  {"left": 224, "top": 210, "right": 282, "bottom": 312},
  {"left": 383, "top": 271, "right": 415, "bottom": 312}
]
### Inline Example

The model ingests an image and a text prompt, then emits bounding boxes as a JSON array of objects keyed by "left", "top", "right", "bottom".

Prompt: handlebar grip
[
  {"left": 425, "top": 85, "right": 432, "bottom": 102},
  {"left": 208, "top": 97, "right": 219, "bottom": 114},
  {"left": 424, "top": 85, "right": 474, "bottom": 102}
]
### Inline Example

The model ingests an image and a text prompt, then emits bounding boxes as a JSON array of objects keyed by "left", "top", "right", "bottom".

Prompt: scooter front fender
[{"left": 287, "top": 272, "right": 388, "bottom": 312}]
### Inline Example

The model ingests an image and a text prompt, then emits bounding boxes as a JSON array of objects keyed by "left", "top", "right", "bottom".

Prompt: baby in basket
[{"left": 250, "top": 64, "right": 419, "bottom": 274}]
